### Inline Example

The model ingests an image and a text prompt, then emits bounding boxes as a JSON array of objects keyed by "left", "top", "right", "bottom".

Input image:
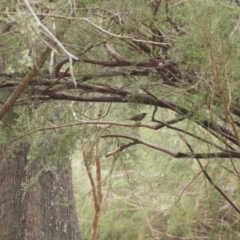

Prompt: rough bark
[{"left": 0, "top": 145, "right": 82, "bottom": 240}]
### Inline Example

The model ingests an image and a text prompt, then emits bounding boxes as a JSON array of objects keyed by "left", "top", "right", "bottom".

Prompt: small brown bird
[{"left": 127, "top": 113, "right": 147, "bottom": 122}]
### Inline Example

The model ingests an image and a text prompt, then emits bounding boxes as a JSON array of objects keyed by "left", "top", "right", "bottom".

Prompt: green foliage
[{"left": 2, "top": 0, "right": 240, "bottom": 239}]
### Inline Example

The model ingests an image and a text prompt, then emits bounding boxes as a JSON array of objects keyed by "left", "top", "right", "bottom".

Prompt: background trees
[{"left": 1, "top": 0, "right": 240, "bottom": 239}]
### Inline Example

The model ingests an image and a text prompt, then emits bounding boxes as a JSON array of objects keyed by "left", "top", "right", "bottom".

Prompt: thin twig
[{"left": 179, "top": 133, "right": 240, "bottom": 215}]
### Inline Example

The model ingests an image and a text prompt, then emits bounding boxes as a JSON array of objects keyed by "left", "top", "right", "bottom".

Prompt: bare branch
[
  {"left": 0, "top": 46, "right": 51, "bottom": 120},
  {"left": 105, "top": 142, "right": 137, "bottom": 158},
  {"left": 23, "top": 0, "right": 79, "bottom": 60},
  {"left": 101, "top": 134, "right": 240, "bottom": 159},
  {"left": 180, "top": 134, "right": 240, "bottom": 215},
  {"left": 104, "top": 42, "right": 131, "bottom": 63}
]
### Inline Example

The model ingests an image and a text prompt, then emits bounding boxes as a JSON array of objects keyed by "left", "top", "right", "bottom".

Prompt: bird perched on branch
[{"left": 127, "top": 113, "right": 147, "bottom": 122}]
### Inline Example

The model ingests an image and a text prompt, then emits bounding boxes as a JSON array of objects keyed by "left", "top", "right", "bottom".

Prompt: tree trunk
[{"left": 0, "top": 145, "right": 82, "bottom": 240}]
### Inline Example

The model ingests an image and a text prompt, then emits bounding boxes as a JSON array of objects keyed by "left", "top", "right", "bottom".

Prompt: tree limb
[{"left": 0, "top": 46, "right": 51, "bottom": 120}]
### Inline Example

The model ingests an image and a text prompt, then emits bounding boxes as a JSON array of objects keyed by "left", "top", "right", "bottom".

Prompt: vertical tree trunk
[{"left": 0, "top": 145, "right": 82, "bottom": 240}]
